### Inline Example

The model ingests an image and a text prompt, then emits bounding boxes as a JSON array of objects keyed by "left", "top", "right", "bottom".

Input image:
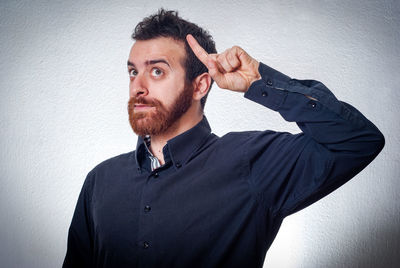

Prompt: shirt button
[
  {"left": 153, "top": 172, "right": 159, "bottom": 178},
  {"left": 267, "top": 79, "right": 273, "bottom": 86},
  {"left": 143, "top": 241, "right": 149, "bottom": 249},
  {"left": 144, "top": 205, "right": 151, "bottom": 212},
  {"left": 262, "top": 92, "right": 268, "bottom": 97},
  {"left": 175, "top": 162, "right": 182, "bottom": 168}
]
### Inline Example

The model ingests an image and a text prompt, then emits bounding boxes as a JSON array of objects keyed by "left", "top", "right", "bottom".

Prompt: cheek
[
  {"left": 156, "top": 80, "right": 183, "bottom": 102},
  {"left": 129, "top": 82, "right": 134, "bottom": 98}
]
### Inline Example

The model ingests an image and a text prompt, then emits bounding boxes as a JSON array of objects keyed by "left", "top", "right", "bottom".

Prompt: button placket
[{"left": 137, "top": 171, "right": 157, "bottom": 253}]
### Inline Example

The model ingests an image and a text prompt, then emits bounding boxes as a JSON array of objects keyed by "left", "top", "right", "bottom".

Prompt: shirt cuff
[{"left": 244, "top": 62, "right": 291, "bottom": 111}]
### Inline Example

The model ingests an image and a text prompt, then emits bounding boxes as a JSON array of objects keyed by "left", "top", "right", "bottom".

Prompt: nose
[{"left": 129, "top": 74, "right": 148, "bottom": 99}]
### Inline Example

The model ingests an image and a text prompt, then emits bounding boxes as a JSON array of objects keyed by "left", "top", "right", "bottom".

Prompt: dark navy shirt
[{"left": 63, "top": 63, "right": 384, "bottom": 268}]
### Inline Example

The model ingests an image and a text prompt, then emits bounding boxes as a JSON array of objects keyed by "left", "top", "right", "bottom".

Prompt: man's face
[{"left": 127, "top": 37, "right": 193, "bottom": 137}]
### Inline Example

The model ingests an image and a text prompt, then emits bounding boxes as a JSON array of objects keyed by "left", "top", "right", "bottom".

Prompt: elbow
[
  {"left": 375, "top": 130, "right": 385, "bottom": 156},
  {"left": 367, "top": 128, "right": 385, "bottom": 159}
]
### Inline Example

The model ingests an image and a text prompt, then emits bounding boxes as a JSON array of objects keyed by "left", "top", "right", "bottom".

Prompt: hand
[{"left": 186, "top": 34, "right": 261, "bottom": 92}]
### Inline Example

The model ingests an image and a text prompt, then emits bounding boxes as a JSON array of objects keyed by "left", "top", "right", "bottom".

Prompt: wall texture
[{"left": 0, "top": 0, "right": 398, "bottom": 267}]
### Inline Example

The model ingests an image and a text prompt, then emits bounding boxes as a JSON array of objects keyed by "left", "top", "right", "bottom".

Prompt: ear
[{"left": 192, "top": 73, "right": 211, "bottom": 101}]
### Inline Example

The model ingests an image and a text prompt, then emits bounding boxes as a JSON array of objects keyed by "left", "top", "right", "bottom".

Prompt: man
[{"left": 63, "top": 9, "right": 384, "bottom": 268}]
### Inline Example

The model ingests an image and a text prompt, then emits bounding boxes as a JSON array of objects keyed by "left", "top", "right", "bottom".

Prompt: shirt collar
[{"left": 135, "top": 116, "right": 214, "bottom": 171}]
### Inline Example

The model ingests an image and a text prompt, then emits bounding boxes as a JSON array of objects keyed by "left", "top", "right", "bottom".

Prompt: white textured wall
[{"left": 0, "top": 0, "right": 398, "bottom": 267}]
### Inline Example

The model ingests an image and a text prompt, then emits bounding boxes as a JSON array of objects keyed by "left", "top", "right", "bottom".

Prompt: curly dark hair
[{"left": 132, "top": 9, "right": 217, "bottom": 110}]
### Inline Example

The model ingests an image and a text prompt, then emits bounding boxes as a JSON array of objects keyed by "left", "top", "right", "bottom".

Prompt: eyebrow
[{"left": 127, "top": 59, "right": 171, "bottom": 68}]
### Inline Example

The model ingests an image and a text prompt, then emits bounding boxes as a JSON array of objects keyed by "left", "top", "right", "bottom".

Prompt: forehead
[{"left": 129, "top": 37, "right": 186, "bottom": 67}]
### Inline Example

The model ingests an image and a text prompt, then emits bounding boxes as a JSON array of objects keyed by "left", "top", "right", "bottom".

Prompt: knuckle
[
  {"left": 227, "top": 52, "right": 236, "bottom": 61},
  {"left": 227, "top": 54, "right": 239, "bottom": 66}
]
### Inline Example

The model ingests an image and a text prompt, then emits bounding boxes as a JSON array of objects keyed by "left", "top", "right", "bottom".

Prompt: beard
[{"left": 128, "top": 83, "right": 194, "bottom": 137}]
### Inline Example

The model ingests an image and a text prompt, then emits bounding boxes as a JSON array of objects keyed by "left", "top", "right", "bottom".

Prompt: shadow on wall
[{"left": 321, "top": 220, "right": 400, "bottom": 268}]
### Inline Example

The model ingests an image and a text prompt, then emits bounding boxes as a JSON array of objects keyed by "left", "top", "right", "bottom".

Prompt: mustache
[
  {"left": 128, "top": 96, "right": 164, "bottom": 110},
  {"left": 133, "top": 97, "right": 155, "bottom": 106}
]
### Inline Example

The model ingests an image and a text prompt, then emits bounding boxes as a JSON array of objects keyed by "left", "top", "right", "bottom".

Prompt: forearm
[{"left": 244, "top": 62, "right": 384, "bottom": 153}]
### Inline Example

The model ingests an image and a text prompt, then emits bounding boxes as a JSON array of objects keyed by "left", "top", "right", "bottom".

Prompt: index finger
[{"left": 186, "top": 34, "right": 209, "bottom": 66}]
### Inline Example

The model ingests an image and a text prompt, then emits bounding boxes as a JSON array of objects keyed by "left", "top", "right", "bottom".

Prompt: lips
[
  {"left": 134, "top": 104, "right": 152, "bottom": 108},
  {"left": 133, "top": 103, "right": 154, "bottom": 111}
]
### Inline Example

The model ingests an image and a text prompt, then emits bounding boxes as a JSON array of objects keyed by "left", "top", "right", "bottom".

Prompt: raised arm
[{"left": 187, "top": 35, "right": 385, "bottom": 218}]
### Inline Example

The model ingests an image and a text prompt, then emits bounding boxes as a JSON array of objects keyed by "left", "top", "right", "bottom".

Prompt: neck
[{"left": 148, "top": 106, "right": 203, "bottom": 165}]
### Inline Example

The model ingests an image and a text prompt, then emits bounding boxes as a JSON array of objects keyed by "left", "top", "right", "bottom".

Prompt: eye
[
  {"left": 151, "top": 68, "right": 163, "bottom": 77},
  {"left": 129, "top": 69, "right": 137, "bottom": 77}
]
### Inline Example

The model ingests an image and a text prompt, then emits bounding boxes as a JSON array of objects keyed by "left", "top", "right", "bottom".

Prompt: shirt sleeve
[
  {"left": 63, "top": 172, "right": 94, "bottom": 268},
  {"left": 243, "top": 62, "right": 385, "bottom": 219}
]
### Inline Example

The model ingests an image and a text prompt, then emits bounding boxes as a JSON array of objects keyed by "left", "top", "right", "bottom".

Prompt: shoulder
[
  {"left": 87, "top": 151, "right": 136, "bottom": 179},
  {"left": 81, "top": 151, "right": 136, "bottom": 191}
]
